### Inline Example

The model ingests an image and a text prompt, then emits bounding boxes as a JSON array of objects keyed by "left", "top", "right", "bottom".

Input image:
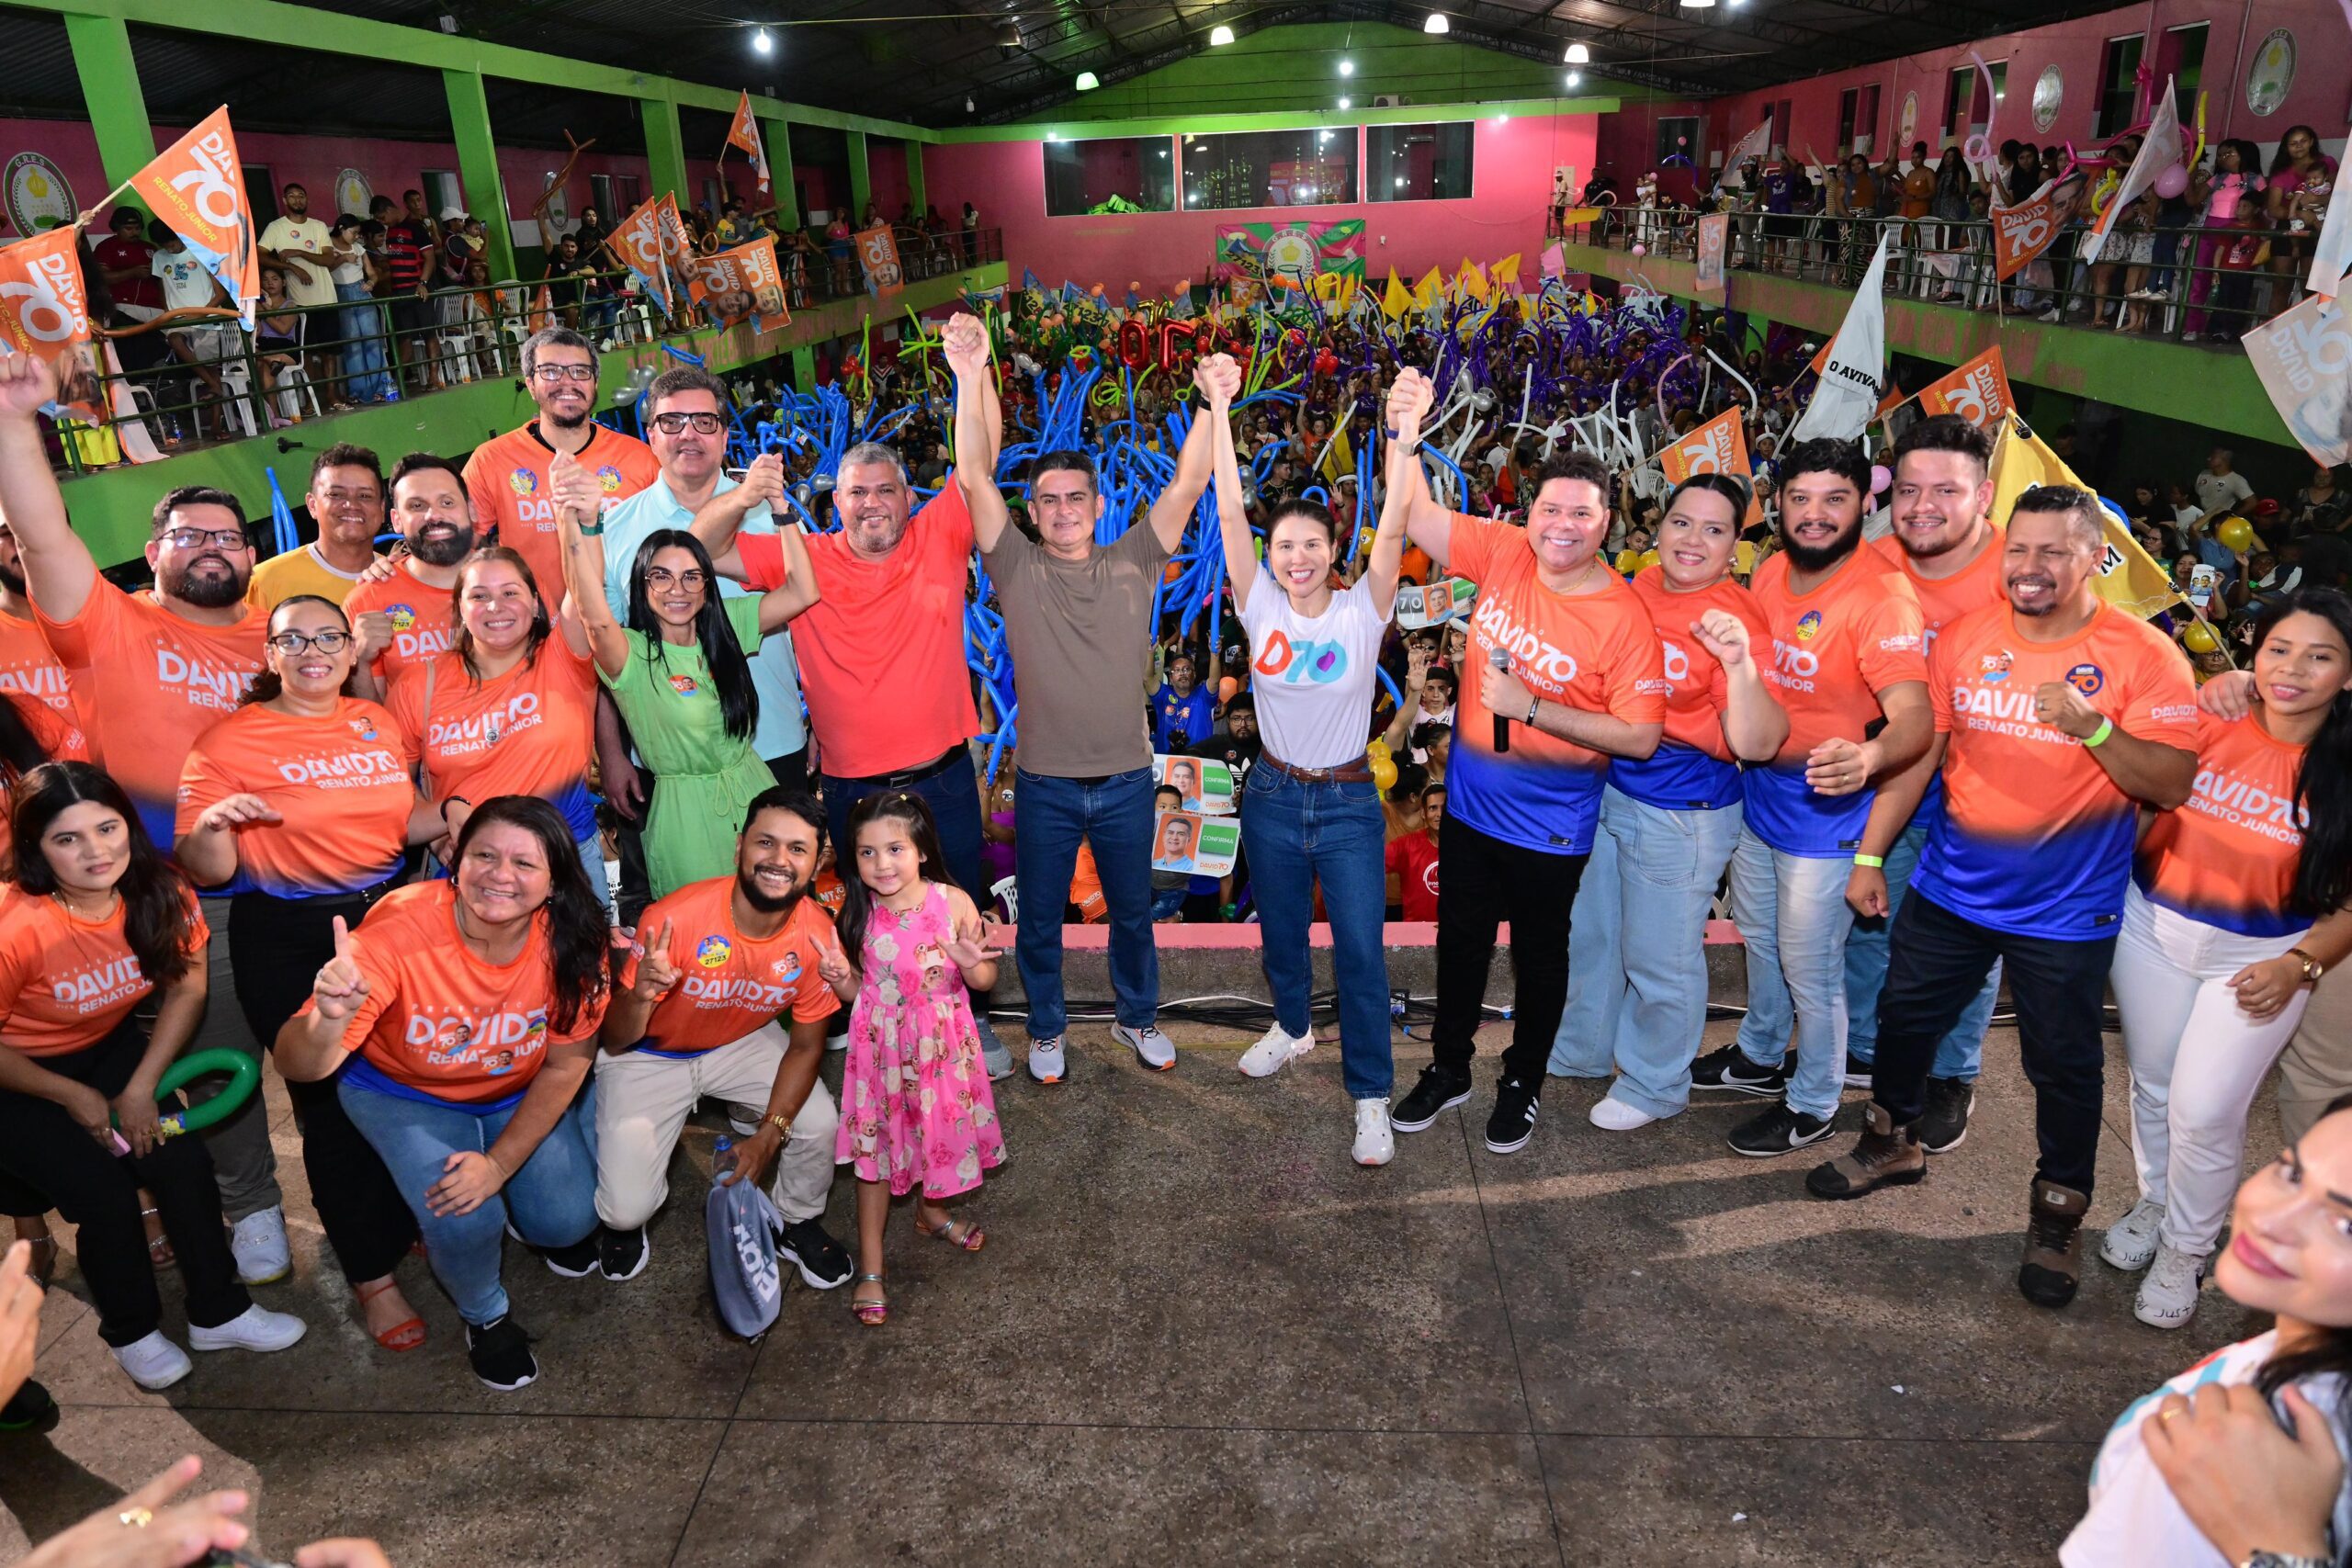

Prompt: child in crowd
[{"left": 819, "top": 792, "right": 1006, "bottom": 1327}]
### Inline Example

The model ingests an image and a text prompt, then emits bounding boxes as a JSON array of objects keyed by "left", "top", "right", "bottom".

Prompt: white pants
[
  {"left": 2112, "top": 885, "right": 2312, "bottom": 1258},
  {"left": 593, "top": 1023, "right": 838, "bottom": 1230}
]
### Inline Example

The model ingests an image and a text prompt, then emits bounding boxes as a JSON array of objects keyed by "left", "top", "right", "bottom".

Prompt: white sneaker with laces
[
  {"left": 229, "top": 1204, "right": 291, "bottom": 1285},
  {"left": 1238, "top": 1024, "right": 1314, "bottom": 1078},
  {"left": 113, "top": 1331, "right": 193, "bottom": 1391},
  {"left": 1112, "top": 1022, "right": 1177, "bottom": 1071},
  {"left": 2133, "top": 1243, "right": 2208, "bottom": 1330},
  {"left": 2098, "top": 1197, "right": 2167, "bottom": 1271},
  {"left": 1589, "top": 1095, "right": 1657, "bottom": 1132},
  {"left": 187, "top": 1303, "right": 308, "bottom": 1354},
  {"left": 1352, "top": 1099, "right": 1395, "bottom": 1167},
  {"left": 975, "top": 1017, "right": 1015, "bottom": 1081},
  {"left": 1027, "top": 1036, "right": 1066, "bottom": 1085}
]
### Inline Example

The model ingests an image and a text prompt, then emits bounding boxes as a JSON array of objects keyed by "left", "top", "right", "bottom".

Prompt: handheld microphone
[{"left": 1490, "top": 647, "right": 1512, "bottom": 754}]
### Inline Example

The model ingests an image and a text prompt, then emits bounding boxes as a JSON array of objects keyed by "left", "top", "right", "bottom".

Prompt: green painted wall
[{"left": 62, "top": 263, "right": 1004, "bottom": 566}]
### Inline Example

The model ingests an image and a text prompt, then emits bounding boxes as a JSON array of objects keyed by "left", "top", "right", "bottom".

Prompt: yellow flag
[
  {"left": 1987, "top": 415, "right": 2183, "bottom": 620},
  {"left": 1490, "top": 253, "right": 1522, "bottom": 290},
  {"left": 1412, "top": 268, "right": 1442, "bottom": 309},
  {"left": 1382, "top": 268, "right": 1410, "bottom": 319},
  {"left": 1321, "top": 422, "right": 1354, "bottom": 484},
  {"left": 1456, "top": 259, "right": 1489, "bottom": 302}
]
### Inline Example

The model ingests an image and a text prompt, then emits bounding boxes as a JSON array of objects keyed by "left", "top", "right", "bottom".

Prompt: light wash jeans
[
  {"left": 1552, "top": 785, "right": 1743, "bottom": 1117},
  {"left": 338, "top": 1077, "right": 599, "bottom": 1327},
  {"left": 1728, "top": 828, "right": 1852, "bottom": 1122},
  {"left": 1844, "top": 814, "right": 1996, "bottom": 1081},
  {"left": 1013, "top": 765, "right": 1158, "bottom": 1041},
  {"left": 1240, "top": 765, "right": 1393, "bottom": 1100},
  {"left": 334, "top": 281, "right": 392, "bottom": 402}
]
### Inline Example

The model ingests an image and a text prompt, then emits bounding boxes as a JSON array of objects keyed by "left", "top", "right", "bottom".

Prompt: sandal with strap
[
  {"left": 917, "top": 1214, "right": 986, "bottom": 1253},
  {"left": 356, "top": 1279, "right": 426, "bottom": 1352},
  {"left": 141, "top": 1207, "right": 174, "bottom": 1271},
  {"left": 851, "top": 1273, "right": 888, "bottom": 1327}
]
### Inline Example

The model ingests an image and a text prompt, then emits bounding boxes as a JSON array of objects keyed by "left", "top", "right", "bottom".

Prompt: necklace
[{"left": 52, "top": 887, "right": 119, "bottom": 921}]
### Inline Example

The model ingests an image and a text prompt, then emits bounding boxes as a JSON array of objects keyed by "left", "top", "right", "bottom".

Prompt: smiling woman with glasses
[{"left": 173, "top": 592, "right": 454, "bottom": 1359}]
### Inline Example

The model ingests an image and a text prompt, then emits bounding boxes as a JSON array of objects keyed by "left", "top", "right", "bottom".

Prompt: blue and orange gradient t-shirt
[
  {"left": 385, "top": 639, "right": 599, "bottom": 841},
  {"left": 1443, "top": 514, "right": 1666, "bottom": 855},
  {"left": 1611, "top": 567, "right": 1769, "bottom": 812},
  {"left": 1743, "top": 547, "right": 1928, "bottom": 857},
  {"left": 461, "top": 422, "right": 661, "bottom": 610},
  {"left": 1917, "top": 601, "right": 2198, "bottom": 938},
  {"left": 175, "top": 696, "right": 413, "bottom": 897},
  {"left": 0, "top": 886, "right": 207, "bottom": 1056},
  {"left": 617, "top": 875, "right": 842, "bottom": 1055},
  {"left": 2135, "top": 711, "right": 2310, "bottom": 940},
  {"left": 345, "top": 569, "right": 458, "bottom": 685}
]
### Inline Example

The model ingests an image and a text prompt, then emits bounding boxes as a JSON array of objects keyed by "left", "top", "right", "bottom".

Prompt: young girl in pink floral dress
[{"left": 818, "top": 791, "right": 1006, "bottom": 1326}]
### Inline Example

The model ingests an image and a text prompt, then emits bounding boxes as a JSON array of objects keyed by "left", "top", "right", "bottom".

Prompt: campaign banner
[
  {"left": 1153, "top": 753, "right": 1235, "bottom": 815},
  {"left": 1151, "top": 810, "right": 1239, "bottom": 877},
  {"left": 126, "top": 107, "right": 259, "bottom": 327},
  {"left": 693, "top": 235, "right": 786, "bottom": 332},
  {"left": 1212, "top": 219, "right": 1366, "bottom": 304},
  {"left": 856, "top": 223, "right": 903, "bottom": 297},
  {"left": 609, "top": 192, "right": 680, "bottom": 316},
  {"left": 1395, "top": 578, "right": 1478, "bottom": 630},
  {"left": 0, "top": 227, "right": 105, "bottom": 421},
  {"left": 1659, "top": 407, "right": 1763, "bottom": 525},
  {"left": 2243, "top": 293, "right": 2352, "bottom": 467},
  {"left": 725, "top": 91, "right": 770, "bottom": 194},
  {"left": 1693, "top": 214, "right": 1730, "bottom": 294},
  {"left": 1790, "top": 231, "right": 1892, "bottom": 442},
  {"left": 657, "top": 196, "right": 704, "bottom": 308},
  {"left": 1991, "top": 179, "right": 2063, "bottom": 281},
  {"left": 1917, "top": 345, "right": 2017, "bottom": 431}
]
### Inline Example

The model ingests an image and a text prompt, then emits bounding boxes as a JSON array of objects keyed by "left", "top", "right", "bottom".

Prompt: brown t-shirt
[{"left": 985, "top": 520, "right": 1170, "bottom": 777}]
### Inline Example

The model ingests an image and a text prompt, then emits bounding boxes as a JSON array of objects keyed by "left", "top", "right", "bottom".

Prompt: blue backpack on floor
[{"left": 706, "top": 1139, "right": 785, "bottom": 1338}]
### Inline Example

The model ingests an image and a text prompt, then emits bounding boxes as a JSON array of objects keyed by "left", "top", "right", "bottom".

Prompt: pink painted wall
[
  {"left": 792, "top": 162, "right": 842, "bottom": 221},
  {"left": 868, "top": 139, "right": 912, "bottom": 221},
  {"left": 924, "top": 112, "right": 1597, "bottom": 295}
]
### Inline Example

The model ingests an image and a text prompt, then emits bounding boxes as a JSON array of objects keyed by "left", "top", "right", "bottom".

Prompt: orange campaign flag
[
  {"left": 1658, "top": 407, "right": 1764, "bottom": 524},
  {"left": 125, "top": 106, "right": 259, "bottom": 327},
  {"left": 693, "top": 235, "right": 787, "bottom": 330},
  {"left": 1990, "top": 179, "right": 2064, "bottom": 281},
  {"left": 654, "top": 194, "right": 706, "bottom": 306},
  {"left": 608, "top": 192, "right": 675, "bottom": 314},
  {"left": 1917, "top": 345, "right": 2017, "bottom": 431},
  {"left": 725, "top": 91, "right": 771, "bottom": 194},
  {"left": 855, "top": 223, "right": 904, "bottom": 297},
  {"left": 0, "top": 225, "right": 105, "bottom": 420},
  {"left": 1874, "top": 379, "right": 1907, "bottom": 420}
]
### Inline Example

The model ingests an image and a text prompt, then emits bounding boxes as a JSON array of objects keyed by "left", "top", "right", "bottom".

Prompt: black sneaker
[
  {"left": 465, "top": 1314, "right": 539, "bottom": 1392},
  {"left": 1391, "top": 1064, "right": 1473, "bottom": 1133},
  {"left": 1690, "top": 1044, "right": 1791, "bottom": 1098},
  {"left": 775, "top": 1216, "right": 853, "bottom": 1290},
  {"left": 598, "top": 1224, "right": 649, "bottom": 1281},
  {"left": 0, "top": 1378, "right": 58, "bottom": 1435},
  {"left": 1918, "top": 1077, "right": 1976, "bottom": 1154},
  {"left": 1484, "top": 1076, "right": 1542, "bottom": 1154},
  {"left": 1727, "top": 1103, "right": 1838, "bottom": 1157},
  {"left": 541, "top": 1230, "right": 603, "bottom": 1280}
]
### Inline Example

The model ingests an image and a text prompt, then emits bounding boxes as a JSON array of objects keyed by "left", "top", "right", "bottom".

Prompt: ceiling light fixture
[
  {"left": 1679, "top": 0, "right": 1714, "bottom": 9},
  {"left": 1338, "top": 95, "right": 1351, "bottom": 108},
  {"left": 1209, "top": 23, "right": 1235, "bottom": 45},
  {"left": 997, "top": 21, "right": 1023, "bottom": 48},
  {"left": 751, "top": 26, "right": 773, "bottom": 53},
  {"left": 1565, "top": 70, "right": 1582, "bottom": 87},
  {"left": 966, "top": 96, "right": 976, "bottom": 112},
  {"left": 1076, "top": 70, "right": 1100, "bottom": 89},
  {"left": 1338, "top": 58, "right": 1354, "bottom": 75},
  {"left": 1565, "top": 42, "right": 1589, "bottom": 63},
  {"left": 1424, "top": 12, "right": 1450, "bottom": 34}
]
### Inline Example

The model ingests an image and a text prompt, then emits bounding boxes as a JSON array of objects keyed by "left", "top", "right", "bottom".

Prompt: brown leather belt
[{"left": 1260, "top": 750, "right": 1374, "bottom": 784}]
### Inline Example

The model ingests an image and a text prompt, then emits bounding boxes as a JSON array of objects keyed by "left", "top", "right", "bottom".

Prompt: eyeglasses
[
  {"left": 266, "top": 629, "right": 352, "bottom": 655},
  {"left": 650, "top": 412, "right": 725, "bottom": 435},
  {"left": 644, "top": 568, "right": 707, "bottom": 592},
  {"left": 530, "top": 364, "right": 597, "bottom": 383},
  {"left": 161, "top": 526, "right": 251, "bottom": 551}
]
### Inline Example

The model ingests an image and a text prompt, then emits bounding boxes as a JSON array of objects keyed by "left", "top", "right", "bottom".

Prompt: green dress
[{"left": 600, "top": 595, "right": 774, "bottom": 899}]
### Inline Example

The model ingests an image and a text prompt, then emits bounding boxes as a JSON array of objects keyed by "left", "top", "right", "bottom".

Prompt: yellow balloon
[
  {"left": 2215, "top": 515, "right": 2255, "bottom": 553},
  {"left": 2182, "top": 619, "right": 2220, "bottom": 653},
  {"left": 1370, "top": 756, "right": 1399, "bottom": 792},
  {"left": 1366, "top": 737, "right": 1390, "bottom": 760}
]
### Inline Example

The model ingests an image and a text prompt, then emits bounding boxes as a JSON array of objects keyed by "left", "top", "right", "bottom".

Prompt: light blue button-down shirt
[{"left": 599, "top": 473, "right": 807, "bottom": 760}]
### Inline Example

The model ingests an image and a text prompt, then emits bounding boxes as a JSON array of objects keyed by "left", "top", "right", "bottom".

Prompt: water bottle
[{"left": 713, "top": 1135, "right": 737, "bottom": 1180}]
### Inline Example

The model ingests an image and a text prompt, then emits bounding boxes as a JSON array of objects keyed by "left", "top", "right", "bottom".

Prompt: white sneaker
[
  {"left": 229, "top": 1205, "right": 291, "bottom": 1285},
  {"left": 113, "top": 1330, "right": 192, "bottom": 1391},
  {"left": 1238, "top": 1023, "right": 1314, "bottom": 1078},
  {"left": 1589, "top": 1095, "right": 1658, "bottom": 1132},
  {"left": 1028, "top": 1036, "right": 1066, "bottom": 1085},
  {"left": 2134, "top": 1243, "right": 2208, "bottom": 1330},
  {"left": 1352, "top": 1099, "right": 1395, "bottom": 1167},
  {"left": 188, "top": 1303, "right": 308, "bottom": 1354},
  {"left": 2098, "top": 1198, "right": 2167, "bottom": 1271},
  {"left": 975, "top": 1017, "right": 1015, "bottom": 1081},
  {"left": 1112, "top": 1022, "right": 1177, "bottom": 1071}
]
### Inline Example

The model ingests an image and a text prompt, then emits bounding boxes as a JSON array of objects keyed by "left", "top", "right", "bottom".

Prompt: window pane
[
  {"left": 1043, "top": 136, "right": 1176, "bottom": 217},
  {"left": 1180, "top": 128, "right": 1357, "bottom": 209},
  {"left": 1366, "top": 123, "right": 1473, "bottom": 201}
]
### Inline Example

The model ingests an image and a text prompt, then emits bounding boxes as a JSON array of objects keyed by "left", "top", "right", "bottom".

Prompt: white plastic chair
[
  {"left": 990, "top": 876, "right": 1019, "bottom": 926},
  {"left": 271, "top": 363, "right": 322, "bottom": 423}
]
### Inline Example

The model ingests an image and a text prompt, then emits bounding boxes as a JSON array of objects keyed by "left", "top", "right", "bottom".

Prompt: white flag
[
  {"left": 1723, "top": 118, "right": 1771, "bottom": 176},
  {"left": 2078, "top": 81, "right": 2182, "bottom": 265},
  {"left": 2305, "top": 118, "right": 2350, "bottom": 302},
  {"left": 1790, "top": 231, "right": 1893, "bottom": 443}
]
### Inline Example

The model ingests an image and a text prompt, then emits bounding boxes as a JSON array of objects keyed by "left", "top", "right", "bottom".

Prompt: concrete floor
[{"left": 0, "top": 1016, "right": 2263, "bottom": 1566}]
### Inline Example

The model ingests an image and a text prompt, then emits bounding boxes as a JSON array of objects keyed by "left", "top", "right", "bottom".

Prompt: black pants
[
  {"left": 1432, "top": 813, "right": 1589, "bottom": 1085},
  {"left": 1871, "top": 890, "right": 2112, "bottom": 1196},
  {"left": 230, "top": 887, "right": 417, "bottom": 1285},
  {"left": 0, "top": 1021, "right": 250, "bottom": 1346}
]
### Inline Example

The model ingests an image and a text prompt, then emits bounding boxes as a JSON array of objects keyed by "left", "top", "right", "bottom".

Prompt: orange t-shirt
[
  {"left": 461, "top": 421, "right": 661, "bottom": 606},
  {"left": 1612, "top": 568, "right": 1769, "bottom": 810},
  {"left": 311, "top": 880, "right": 608, "bottom": 1104},
  {"left": 1870, "top": 530, "right": 2007, "bottom": 650},
  {"left": 0, "top": 608, "right": 74, "bottom": 719},
  {"left": 385, "top": 639, "right": 600, "bottom": 841},
  {"left": 1919, "top": 601, "right": 2198, "bottom": 937},
  {"left": 345, "top": 568, "right": 458, "bottom": 684},
  {"left": 2136, "top": 710, "right": 2310, "bottom": 939},
  {"left": 1442, "top": 513, "right": 1667, "bottom": 854},
  {"left": 1742, "top": 547, "right": 1928, "bottom": 855},
  {"left": 0, "top": 886, "right": 208, "bottom": 1057},
  {"left": 34, "top": 580, "right": 265, "bottom": 848},
  {"left": 175, "top": 697, "right": 413, "bottom": 897},
  {"left": 619, "top": 876, "right": 841, "bottom": 1054}
]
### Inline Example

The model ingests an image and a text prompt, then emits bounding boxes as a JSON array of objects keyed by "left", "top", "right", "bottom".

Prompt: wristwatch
[
  {"left": 765, "top": 1112, "right": 792, "bottom": 1140},
  {"left": 2240, "top": 1552, "right": 2329, "bottom": 1568},
  {"left": 2289, "top": 947, "right": 2327, "bottom": 984}
]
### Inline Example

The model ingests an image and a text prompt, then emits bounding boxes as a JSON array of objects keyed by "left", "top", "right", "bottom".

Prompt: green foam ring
[{"left": 111, "top": 1049, "right": 262, "bottom": 1140}]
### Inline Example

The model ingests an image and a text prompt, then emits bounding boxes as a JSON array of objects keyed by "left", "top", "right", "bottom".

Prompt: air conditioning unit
[{"left": 1373, "top": 94, "right": 1404, "bottom": 107}]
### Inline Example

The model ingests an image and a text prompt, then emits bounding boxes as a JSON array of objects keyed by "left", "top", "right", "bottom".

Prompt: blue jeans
[
  {"left": 1013, "top": 766, "right": 1158, "bottom": 1040},
  {"left": 334, "top": 282, "right": 391, "bottom": 402},
  {"left": 338, "top": 1077, "right": 599, "bottom": 1327},
  {"left": 1728, "top": 828, "right": 1852, "bottom": 1121},
  {"left": 1553, "top": 785, "right": 1742, "bottom": 1117},
  {"left": 822, "top": 753, "right": 986, "bottom": 898},
  {"left": 1239, "top": 766, "right": 1393, "bottom": 1100},
  {"left": 1844, "top": 814, "right": 1995, "bottom": 1081}
]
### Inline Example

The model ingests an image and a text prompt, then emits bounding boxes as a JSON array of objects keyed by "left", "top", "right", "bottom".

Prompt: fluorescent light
[
  {"left": 1565, "top": 42, "right": 1589, "bottom": 62},
  {"left": 751, "top": 26, "right": 773, "bottom": 53},
  {"left": 1424, "top": 12, "right": 1450, "bottom": 34},
  {"left": 1679, "top": 0, "right": 1713, "bottom": 8},
  {"left": 1339, "top": 58, "right": 1354, "bottom": 75},
  {"left": 1208, "top": 23, "right": 1234, "bottom": 45},
  {"left": 1076, "top": 71, "right": 1099, "bottom": 90},
  {"left": 1565, "top": 71, "right": 1582, "bottom": 87}
]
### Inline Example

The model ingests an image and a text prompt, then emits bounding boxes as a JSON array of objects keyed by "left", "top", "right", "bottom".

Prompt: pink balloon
[
  {"left": 1677, "top": 136, "right": 1689, "bottom": 147},
  {"left": 2153, "top": 163, "right": 2190, "bottom": 199},
  {"left": 1631, "top": 243, "right": 1648, "bottom": 256},
  {"left": 1870, "top": 464, "right": 1892, "bottom": 496}
]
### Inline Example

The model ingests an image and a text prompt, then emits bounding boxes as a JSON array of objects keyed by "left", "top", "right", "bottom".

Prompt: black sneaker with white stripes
[
  {"left": 1485, "top": 1075, "right": 1542, "bottom": 1155},
  {"left": 1391, "top": 1064, "right": 1472, "bottom": 1133},
  {"left": 1726, "top": 1102, "right": 1838, "bottom": 1157},
  {"left": 1690, "top": 1043, "right": 1792, "bottom": 1098}
]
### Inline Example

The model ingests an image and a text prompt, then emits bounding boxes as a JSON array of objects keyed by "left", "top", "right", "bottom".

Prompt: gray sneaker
[{"left": 974, "top": 1014, "right": 1014, "bottom": 1080}]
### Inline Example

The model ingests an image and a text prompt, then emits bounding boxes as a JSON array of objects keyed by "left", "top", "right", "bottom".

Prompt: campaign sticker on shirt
[
  {"left": 2066, "top": 662, "right": 2106, "bottom": 696},
  {"left": 509, "top": 468, "right": 540, "bottom": 496},
  {"left": 387, "top": 604, "right": 416, "bottom": 631},
  {"left": 696, "top": 934, "right": 731, "bottom": 968},
  {"left": 773, "top": 951, "right": 802, "bottom": 984},
  {"left": 1980, "top": 650, "right": 2013, "bottom": 682},
  {"left": 1795, "top": 610, "right": 1824, "bottom": 642},
  {"left": 348, "top": 716, "right": 379, "bottom": 741},
  {"left": 669, "top": 673, "right": 700, "bottom": 696},
  {"left": 597, "top": 466, "right": 624, "bottom": 494}
]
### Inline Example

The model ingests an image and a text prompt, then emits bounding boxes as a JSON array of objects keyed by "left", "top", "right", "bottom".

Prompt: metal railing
[{"left": 1567, "top": 208, "right": 2317, "bottom": 343}]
